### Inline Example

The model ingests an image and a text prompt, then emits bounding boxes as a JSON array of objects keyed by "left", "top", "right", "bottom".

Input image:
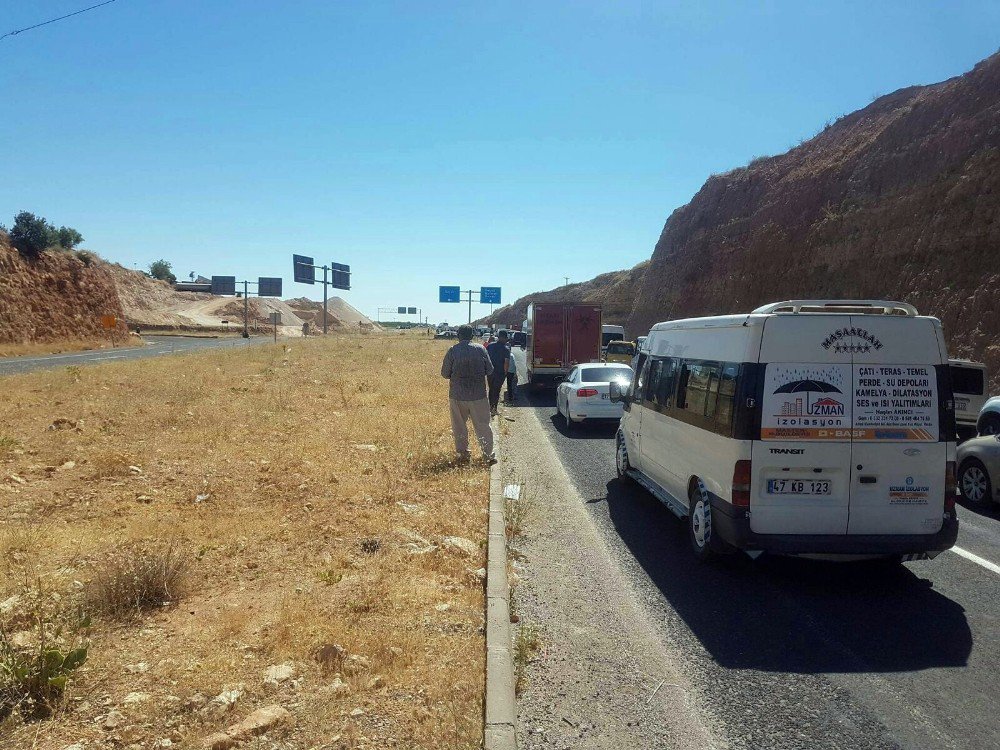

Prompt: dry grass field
[{"left": 0, "top": 332, "right": 488, "bottom": 749}]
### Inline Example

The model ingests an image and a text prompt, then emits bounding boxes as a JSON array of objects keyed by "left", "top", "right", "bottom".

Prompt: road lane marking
[{"left": 950, "top": 545, "right": 1000, "bottom": 575}]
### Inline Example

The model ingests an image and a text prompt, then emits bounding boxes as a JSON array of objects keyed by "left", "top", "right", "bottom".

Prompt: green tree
[
  {"left": 148, "top": 259, "right": 177, "bottom": 284},
  {"left": 56, "top": 226, "right": 84, "bottom": 249},
  {"left": 8, "top": 211, "right": 57, "bottom": 258}
]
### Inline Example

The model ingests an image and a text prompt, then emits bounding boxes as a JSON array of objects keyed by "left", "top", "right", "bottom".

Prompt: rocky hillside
[
  {"left": 0, "top": 234, "right": 127, "bottom": 343},
  {"left": 475, "top": 261, "right": 648, "bottom": 328},
  {"left": 628, "top": 51, "right": 1000, "bottom": 383}
]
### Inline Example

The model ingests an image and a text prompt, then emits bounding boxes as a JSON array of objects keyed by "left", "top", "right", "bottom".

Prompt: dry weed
[{"left": 86, "top": 542, "right": 187, "bottom": 620}]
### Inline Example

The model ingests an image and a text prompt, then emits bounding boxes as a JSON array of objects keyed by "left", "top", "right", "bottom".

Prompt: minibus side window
[
  {"left": 716, "top": 363, "right": 739, "bottom": 433},
  {"left": 644, "top": 359, "right": 663, "bottom": 408},
  {"left": 682, "top": 362, "right": 720, "bottom": 418},
  {"left": 676, "top": 363, "right": 691, "bottom": 409},
  {"left": 653, "top": 357, "right": 678, "bottom": 412}
]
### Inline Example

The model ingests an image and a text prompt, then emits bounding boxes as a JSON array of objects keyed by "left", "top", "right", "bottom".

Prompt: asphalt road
[
  {"left": 0, "top": 335, "right": 271, "bottom": 376},
  {"left": 512, "top": 385, "right": 999, "bottom": 750}
]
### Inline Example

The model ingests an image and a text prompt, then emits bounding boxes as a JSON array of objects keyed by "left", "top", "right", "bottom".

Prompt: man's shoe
[
  {"left": 487, "top": 456, "right": 498, "bottom": 465},
  {"left": 455, "top": 453, "right": 471, "bottom": 465}
]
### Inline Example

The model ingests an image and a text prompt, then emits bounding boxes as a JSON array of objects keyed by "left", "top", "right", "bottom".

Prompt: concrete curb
[{"left": 485, "top": 432, "right": 517, "bottom": 749}]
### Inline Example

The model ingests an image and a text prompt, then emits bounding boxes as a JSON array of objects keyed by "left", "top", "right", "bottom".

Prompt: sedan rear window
[{"left": 581, "top": 367, "right": 632, "bottom": 383}]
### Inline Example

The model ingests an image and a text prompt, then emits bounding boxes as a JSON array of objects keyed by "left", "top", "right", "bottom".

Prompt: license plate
[
  {"left": 767, "top": 479, "right": 831, "bottom": 495},
  {"left": 601, "top": 393, "right": 609, "bottom": 400}
]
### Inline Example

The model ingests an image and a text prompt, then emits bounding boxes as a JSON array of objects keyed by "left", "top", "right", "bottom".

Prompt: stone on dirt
[{"left": 442, "top": 536, "right": 478, "bottom": 557}]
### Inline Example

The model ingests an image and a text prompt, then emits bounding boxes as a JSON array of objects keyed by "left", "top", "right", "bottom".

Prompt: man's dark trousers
[{"left": 488, "top": 372, "right": 505, "bottom": 412}]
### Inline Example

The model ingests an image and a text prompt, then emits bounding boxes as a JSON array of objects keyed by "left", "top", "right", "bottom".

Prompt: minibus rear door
[
  {"left": 752, "top": 316, "right": 853, "bottom": 535},
  {"left": 847, "top": 315, "right": 946, "bottom": 535}
]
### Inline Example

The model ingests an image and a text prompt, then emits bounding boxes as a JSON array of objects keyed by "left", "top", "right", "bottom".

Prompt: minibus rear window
[{"left": 950, "top": 366, "right": 984, "bottom": 395}]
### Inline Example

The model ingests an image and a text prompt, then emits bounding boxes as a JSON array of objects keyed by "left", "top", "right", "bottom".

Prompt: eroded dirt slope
[
  {"left": 475, "top": 261, "right": 648, "bottom": 331},
  {"left": 627, "top": 52, "right": 1000, "bottom": 385},
  {"left": 0, "top": 236, "right": 127, "bottom": 343}
]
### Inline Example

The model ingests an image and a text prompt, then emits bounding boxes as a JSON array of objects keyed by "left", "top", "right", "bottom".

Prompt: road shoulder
[{"left": 499, "top": 403, "right": 717, "bottom": 749}]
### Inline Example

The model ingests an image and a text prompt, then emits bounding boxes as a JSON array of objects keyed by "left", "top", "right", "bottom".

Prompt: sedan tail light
[
  {"left": 944, "top": 461, "right": 957, "bottom": 513},
  {"left": 732, "top": 460, "right": 752, "bottom": 507},
  {"left": 576, "top": 388, "right": 599, "bottom": 397}
]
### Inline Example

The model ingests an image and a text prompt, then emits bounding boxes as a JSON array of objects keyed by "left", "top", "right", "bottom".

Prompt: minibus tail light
[
  {"left": 944, "top": 461, "right": 957, "bottom": 513},
  {"left": 576, "top": 388, "right": 598, "bottom": 397},
  {"left": 732, "top": 460, "right": 752, "bottom": 507}
]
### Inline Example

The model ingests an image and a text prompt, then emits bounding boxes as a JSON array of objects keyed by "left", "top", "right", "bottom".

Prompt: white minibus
[
  {"left": 610, "top": 300, "right": 959, "bottom": 561},
  {"left": 601, "top": 324, "right": 625, "bottom": 352}
]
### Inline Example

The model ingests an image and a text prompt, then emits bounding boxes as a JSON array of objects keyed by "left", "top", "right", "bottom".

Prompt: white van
[
  {"left": 948, "top": 359, "right": 987, "bottom": 441},
  {"left": 601, "top": 324, "right": 625, "bottom": 352},
  {"left": 610, "top": 300, "right": 959, "bottom": 561}
]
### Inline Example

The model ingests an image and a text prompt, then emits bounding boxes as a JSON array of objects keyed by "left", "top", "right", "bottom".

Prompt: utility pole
[
  {"left": 242, "top": 280, "right": 250, "bottom": 338},
  {"left": 564, "top": 276, "right": 570, "bottom": 286}
]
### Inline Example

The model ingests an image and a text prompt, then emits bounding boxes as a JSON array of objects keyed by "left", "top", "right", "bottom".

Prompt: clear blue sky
[{"left": 1, "top": 1, "right": 997, "bottom": 325}]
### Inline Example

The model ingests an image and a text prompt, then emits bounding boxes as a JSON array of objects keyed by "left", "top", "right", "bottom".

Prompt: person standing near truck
[
  {"left": 505, "top": 346, "right": 518, "bottom": 404},
  {"left": 441, "top": 324, "right": 496, "bottom": 464},
  {"left": 486, "top": 330, "right": 511, "bottom": 416}
]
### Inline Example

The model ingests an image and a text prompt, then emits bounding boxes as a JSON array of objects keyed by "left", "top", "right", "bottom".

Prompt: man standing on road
[
  {"left": 486, "top": 330, "right": 511, "bottom": 416},
  {"left": 441, "top": 324, "right": 496, "bottom": 464}
]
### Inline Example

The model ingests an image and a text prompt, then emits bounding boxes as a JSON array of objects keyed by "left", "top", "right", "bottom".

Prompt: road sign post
[
  {"left": 439, "top": 285, "right": 501, "bottom": 323},
  {"left": 293, "top": 256, "right": 351, "bottom": 335}
]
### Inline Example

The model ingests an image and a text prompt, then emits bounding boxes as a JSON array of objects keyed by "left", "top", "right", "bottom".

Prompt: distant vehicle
[
  {"left": 604, "top": 340, "right": 636, "bottom": 365},
  {"left": 434, "top": 330, "right": 457, "bottom": 340},
  {"left": 525, "top": 303, "right": 602, "bottom": 386},
  {"left": 555, "top": 362, "right": 633, "bottom": 428},
  {"left": 610, "top": 300, "right": 959, "bottom": 562},
  {"left": 949, "top": 359, "right": 987, "bottom": 440},
  {"left": 498, "top": 329, "right": 527, "bottom": 349},
  {"left": 956, "top": 435, "right": 1000, "bottom": 506},
  {"left": 601, "top": 324, "right": 625, "bottom": 352},
  {"left": 635, "top": 335, "right": 648, "bottom": 351},
  {"left": 977, "top": 396, "right": 1000, "bottom": 436}
]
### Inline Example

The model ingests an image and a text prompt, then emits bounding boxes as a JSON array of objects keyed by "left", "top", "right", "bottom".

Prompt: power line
[{"left": 1, "top": 0, "right": 119, "bottom": 41}]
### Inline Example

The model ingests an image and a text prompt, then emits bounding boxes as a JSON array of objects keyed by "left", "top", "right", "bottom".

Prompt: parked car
[
  {"left": 977, "top": 396, "right": 1000, "bottom": 436},
  {"left": 957, "top": 435, "right": 1000, "bottom": 506},
  {"left": 556, "top": 362, "right": 633, "bottom": 428},
  {"left": 604, "top": 340, "right": 636, "bottom": 365},
  {"left": 610, "top": 299, "right": 959, "bottom": 562}
]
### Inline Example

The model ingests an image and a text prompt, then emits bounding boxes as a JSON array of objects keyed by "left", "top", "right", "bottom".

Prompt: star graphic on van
[{"left": 774, "top": 379, "right": 842, "bottom": 394}]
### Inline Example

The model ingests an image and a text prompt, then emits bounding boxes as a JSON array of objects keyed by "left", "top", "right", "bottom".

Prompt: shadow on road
[{"left": 602, "top": 477, "right": 973, "bottom": 674}]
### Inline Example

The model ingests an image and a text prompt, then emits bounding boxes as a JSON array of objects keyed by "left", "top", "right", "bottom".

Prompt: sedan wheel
[{"left": 960, "top": 460, "right": 993, "bottom": 505}]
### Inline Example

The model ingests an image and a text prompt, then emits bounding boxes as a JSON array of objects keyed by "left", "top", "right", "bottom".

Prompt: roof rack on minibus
[{"left": 751, "top": 300, "right": 918, "bottom": 316}]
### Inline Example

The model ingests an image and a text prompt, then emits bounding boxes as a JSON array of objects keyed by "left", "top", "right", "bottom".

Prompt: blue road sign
[
  {"left": 293, "top": 255, "right": 315, "bottom": 284},
  {"left": 331, "top": 262, "right": 351, "bottom": 290},
  {"left": 210, "top": 276, "right": 236, "bottom": 295},
  {"left": 480, "top": 286, "right": 501, "bottom": 305},
  {"left": 407, "top": 307, "right": 417, "bottom": 315},
  {"left": 439, "top": 285, "right": 461, "bottom": 303},
  {"left": 258, "top": 277, "right": 283, "bottom": 297}
]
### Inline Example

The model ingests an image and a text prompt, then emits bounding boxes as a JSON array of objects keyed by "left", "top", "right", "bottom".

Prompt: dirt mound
[
  {"left": 286, "top": 297, "right": 381, "bottom": 331},
  {"left": 107, "top": 263, "right": 309, "bottom": 334},
  {"left": 475, "top": 261, "right": 648, "bottom": 332},
  {"left": 626, "top": 51, "right": 1000, "bottom": 388},
  {"left": 0, "top": 235, "right": 128, "bottom": 343}
]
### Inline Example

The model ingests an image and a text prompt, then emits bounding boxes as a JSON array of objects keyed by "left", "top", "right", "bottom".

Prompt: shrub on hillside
[
  {"left": 6, "top": 212, "right": 84, "bottom": 257},
  {"left": 148, "top": 259, "right": 177, "bottom": 284}
]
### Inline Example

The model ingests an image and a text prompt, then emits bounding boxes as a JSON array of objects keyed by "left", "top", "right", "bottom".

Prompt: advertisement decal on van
[
  {"left": 761, "top": 364, "right": 851, "bottom": 439},
  {"left": 761, "top": 363, "right": 939, "bottom": 441}
]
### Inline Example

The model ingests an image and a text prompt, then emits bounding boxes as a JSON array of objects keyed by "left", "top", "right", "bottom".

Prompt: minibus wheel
[
  {"left": 688, "top": 482, "right": 726, "bottom": 560},
  {"left": 615, "top": 432, "right": 632, "bottom": 481}
]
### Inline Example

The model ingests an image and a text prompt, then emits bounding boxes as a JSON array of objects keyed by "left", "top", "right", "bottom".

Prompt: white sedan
[{"left": 556, "top": 362, "right": 634, "bottom": 427}]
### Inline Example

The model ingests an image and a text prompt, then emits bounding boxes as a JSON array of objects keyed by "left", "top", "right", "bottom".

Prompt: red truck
[{"left": 524, "top": 303, "right": 603, "bottom": 386}]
